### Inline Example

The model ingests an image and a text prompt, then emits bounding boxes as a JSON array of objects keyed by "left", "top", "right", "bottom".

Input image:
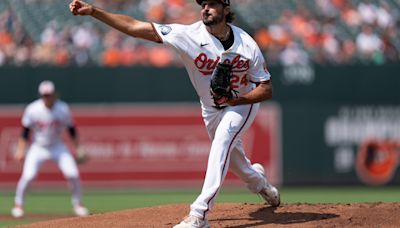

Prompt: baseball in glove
[
  {"left": 75, "top": 147, "right": 89, "bottom": 165},
  {"left": 210, "top": 62, "right": 237, "bottom": 107}
]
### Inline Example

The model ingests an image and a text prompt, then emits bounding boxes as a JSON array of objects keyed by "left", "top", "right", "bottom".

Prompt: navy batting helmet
[{"left": 196, "top": 0, "right": 230, "bottom": 6}]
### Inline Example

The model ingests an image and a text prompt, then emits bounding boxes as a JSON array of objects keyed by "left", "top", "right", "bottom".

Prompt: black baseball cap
[{"left": 196, "top": 0, "right": 230, "bottom": 6}]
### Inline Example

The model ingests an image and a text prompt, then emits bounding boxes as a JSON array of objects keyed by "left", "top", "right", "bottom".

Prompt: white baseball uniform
[
  {"left": 14, "top": 98, "right": 81, "bottom": 206},
  {"left": 153, "top": 21, "right": 271, "bottom": 219}
]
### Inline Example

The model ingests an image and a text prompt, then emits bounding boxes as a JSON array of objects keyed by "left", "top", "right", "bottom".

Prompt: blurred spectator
[
  {"left": 254, "top": 27, "right": 271, "bottom": 50},
  {"left": 119, "top": 39, "right": 138, "bottom": 66},
  {"left": 317, "top": 0, "right": 338, "bottom": 18},
  {"left": 148, "top": 46, "right": 175, "bottom": 67},
  {"left": 341, "top": 2, "right": 361, "bottom": 27},
  {"left": 381, "top": 31, "right": 399, "bottom": 62},
  {"left": 279, "top": 42, "right": 310, "bottom": 66},
  {"left": 41, "top": 21, "right": 59, "bottom": 46},
  {"left": 357, "top": 1, "right": 377, "bottom": 25},
  {"left": 0, "top": 8, "right": 15, "bottom": 65},
  {"left": 13, "top": 46, "right": 30, "bottom": 66},
  {"left": 356, "top": 25, "right": 383, "bottom": 62},
  {"left": 146, "top": 1, "right": 167, "bottom": 23},
  {"left": 101, "top": 30, "right": 122, "bottom": 66},
  {"left": 340, "top": 39, "right": 357, "bottom": 64},
  {"left": 268, "top": 23, "right": 291, "bottom": 47},
  {"left": 72, "top": 23, "right": 98, "bottom": 50},
  {"left": 321, "top": 32, "right": 340, "bottom": 63},
  {"left": 0, "top": 26, "right": 13, "bottom": 46},
  {"left": 102, "top": 46, "right": 120, "bottom": 67},
  {"left": 376, "top": 2, "right": 395, "bottom": 29}
]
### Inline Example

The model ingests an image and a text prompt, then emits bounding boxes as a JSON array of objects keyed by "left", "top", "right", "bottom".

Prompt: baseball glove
[
  {"left": 210, "top": 62, "right": 237, "bottom": 107},
  {"left": 75, "top": 147, "right": 89, "bottom": 165}
]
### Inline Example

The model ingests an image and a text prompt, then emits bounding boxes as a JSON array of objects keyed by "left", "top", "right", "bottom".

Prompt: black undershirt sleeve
[
  {"left": 21, "top": 127, "right": 30, "bottom": 140},
  {"left": 68, "top": 126, "right": 77, "bottom": 139}
]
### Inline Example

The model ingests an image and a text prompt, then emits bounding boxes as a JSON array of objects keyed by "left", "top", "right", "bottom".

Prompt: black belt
[{"left": 213, "top": 105, "right": 227, "bottom": 110}]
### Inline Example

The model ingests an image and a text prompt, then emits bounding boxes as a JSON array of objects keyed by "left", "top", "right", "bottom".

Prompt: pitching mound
[{"left": 14, "top": 202, "right": 400, "bottom": 227}]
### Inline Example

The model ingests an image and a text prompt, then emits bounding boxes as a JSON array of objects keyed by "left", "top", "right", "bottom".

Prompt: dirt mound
[{"left": 14, "top": 202, "right": 400, "bottom": 227}]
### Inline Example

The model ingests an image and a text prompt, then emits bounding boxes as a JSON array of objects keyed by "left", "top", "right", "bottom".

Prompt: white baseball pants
[
  {"left": 190, "top": 103, "right": 266, "bottom": 219},
  {"left": 14, "top": 143, "right": 82, "bottom": 206}
]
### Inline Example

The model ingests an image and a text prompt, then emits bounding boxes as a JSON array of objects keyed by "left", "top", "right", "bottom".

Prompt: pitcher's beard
[{"left": 202, "top": 14, "right": 224, "bottom": 26}]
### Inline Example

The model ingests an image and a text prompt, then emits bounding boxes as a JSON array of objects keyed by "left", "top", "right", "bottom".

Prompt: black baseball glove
[
  {"left": 75, "top": 147, "right": 89, "bottom": 165},
  {"left": 210, "top": 63, "right": 237, "bottom": 107}
]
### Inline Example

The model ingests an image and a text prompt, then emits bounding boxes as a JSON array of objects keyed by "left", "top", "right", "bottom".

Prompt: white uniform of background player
[
  {"left": 11, "top": 80, "right": 89, "bottom": 218},
  {"left": 69, "top": 0, "right": 279, "bottom": 227}
]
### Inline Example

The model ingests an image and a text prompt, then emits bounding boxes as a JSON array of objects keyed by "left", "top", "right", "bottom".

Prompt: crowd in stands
[
  {"left": 251, "top": 0, "right": 400, "bottom": 66},
  {"left": 0, "top": 0, "right": 399, "bottom": 67},
  {"left": 0, "top": 0, "right": 197, "bottom": 67}
]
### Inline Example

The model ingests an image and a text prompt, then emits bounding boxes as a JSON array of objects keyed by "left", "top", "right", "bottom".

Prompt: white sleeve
[
  {"left": 21, "top": 107, "right": 32, "bottom": 128},
  {"left": 248, "top": 46, "right": 271, "bottom": 83},
  {"left": 61, "top": 103, "right": 74, "bottom": 127},
  {"left": 152, "top": 23, "right": 188, "bottom": 53}
]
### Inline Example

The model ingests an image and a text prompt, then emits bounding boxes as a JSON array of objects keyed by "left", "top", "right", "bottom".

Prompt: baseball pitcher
[{"left": 69, "top": 0, "right": 279, "bottom": 227}]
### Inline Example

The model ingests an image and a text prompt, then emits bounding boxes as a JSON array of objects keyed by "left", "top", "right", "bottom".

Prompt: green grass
[{"left": 1, "top": 186, "right": 400, "bottom": 227}]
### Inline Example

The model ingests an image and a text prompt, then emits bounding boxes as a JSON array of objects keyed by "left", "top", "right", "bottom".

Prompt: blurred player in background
[
  {"left": 11, "top": 80, "right": 89, "bottom": 218},
  {"left": 69, "top": 0, "right": 279, "bottom": 227}
]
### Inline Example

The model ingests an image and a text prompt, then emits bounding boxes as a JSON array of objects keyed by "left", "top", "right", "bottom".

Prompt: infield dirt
[{"left": 12, "top": 202, "right": 400, "bottom": 227}]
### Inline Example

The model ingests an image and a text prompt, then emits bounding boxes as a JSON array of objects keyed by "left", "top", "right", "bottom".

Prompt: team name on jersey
[
  {"left": 34, "top": 120, "right": 61, "bottom": 130},
  {"left": 194, "top": 53, "right": 250, "bottom": 76}
]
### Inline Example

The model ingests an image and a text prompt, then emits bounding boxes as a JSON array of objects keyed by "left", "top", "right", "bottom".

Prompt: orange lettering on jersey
[
  {"left": 194, "top": 53, "right": 250, "bottom": 76},
  {"left": 34, "top": 120, "right": 61, "bottom": 130},
  {"left": 194, "top": 53, "right": 207, "bottom": 69}
]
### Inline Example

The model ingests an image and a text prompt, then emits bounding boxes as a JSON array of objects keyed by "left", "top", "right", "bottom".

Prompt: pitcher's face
[{"left": 201, "top": 0, "right": 226, "bottom": 26}]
